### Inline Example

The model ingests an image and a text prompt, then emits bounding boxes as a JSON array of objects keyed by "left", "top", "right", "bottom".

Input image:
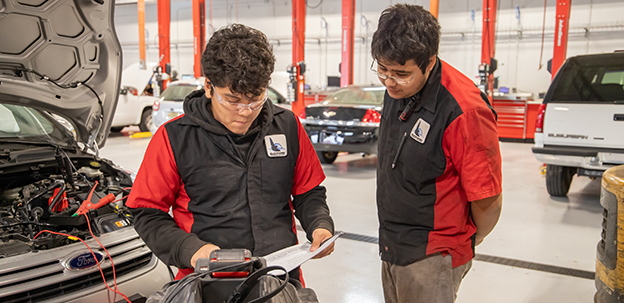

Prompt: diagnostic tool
[{"left": 195, "top": 249, "right": 253, "bottom": 278}]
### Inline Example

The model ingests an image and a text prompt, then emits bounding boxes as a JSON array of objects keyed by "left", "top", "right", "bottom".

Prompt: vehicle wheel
[
  {"left": 317, "top": 151, "right": 338, "bottom": 164},
  {"left": 545, "top": 164, "right": 576, "bottom": 197},
  {"left": 139, "top": 109, "right": 152, "bottom": 132},
  {"left": 110, "top": 126, "right": 124, "bottom": 132}
]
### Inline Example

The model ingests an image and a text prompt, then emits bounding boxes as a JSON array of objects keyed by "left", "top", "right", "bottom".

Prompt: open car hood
[{"left": 0, "top": 0, "right": 122, "bottom": 148}]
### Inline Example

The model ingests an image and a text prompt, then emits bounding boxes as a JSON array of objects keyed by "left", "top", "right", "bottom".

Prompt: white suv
[{"left": 532, "top": 52, "right": 624, "bottom": 196}]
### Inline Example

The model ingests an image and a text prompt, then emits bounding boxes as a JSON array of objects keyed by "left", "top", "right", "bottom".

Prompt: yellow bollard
[{"left": 595, "top": 165, "right": 624, "bottom": 302}]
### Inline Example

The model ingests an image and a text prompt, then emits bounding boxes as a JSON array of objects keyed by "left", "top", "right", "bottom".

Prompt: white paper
[{"left": 263, "top": 231, "right": 344, "bottom": 272}]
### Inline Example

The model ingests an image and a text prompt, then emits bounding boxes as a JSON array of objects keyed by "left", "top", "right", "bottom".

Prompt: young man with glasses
[
  {"left": 126, "top": 24, "right": 335, "bottom": 281},
  {"left": 372, "top": 4, "right": 503, "bottom": 302}
]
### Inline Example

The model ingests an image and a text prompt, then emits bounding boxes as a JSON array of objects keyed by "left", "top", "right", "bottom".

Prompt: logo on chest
[
  {"left": 265, "top": 134, "right": 288, "bottom": 157},
  {"left": 410, "top": 118, "right": 431, "bottom": 144}
]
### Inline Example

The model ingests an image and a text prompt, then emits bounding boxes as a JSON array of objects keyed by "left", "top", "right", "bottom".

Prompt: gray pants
[{"left": 382, "top": 253, "right": 472, "bottom": 303}]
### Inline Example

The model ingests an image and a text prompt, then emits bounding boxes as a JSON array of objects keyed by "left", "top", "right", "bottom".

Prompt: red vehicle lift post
[
  {"left": 480, "top": 0, "right": 498, "bottom": 100},
  {"left": 552, "top": 0, "right": 571, "bottom": 79},
  {"left": 430, "top": 0, "right": 439, "bottom": 18},
  {"left": 291, "top": 0, "right": 306, "bottom": 117},
  {"left": 157, "top": 0, "right": 171, "bottom": 91},
  {"left": 138, "top": 0, "right": 146, "bottom": 69},
  {"left": 340, "top": 0, "right": 355, "bottom": 87},
  {"left": 192, "top": 0, "right": 206, "bottom": 78}
]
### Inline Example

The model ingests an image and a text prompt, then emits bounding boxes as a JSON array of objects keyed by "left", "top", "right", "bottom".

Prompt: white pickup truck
[
  {"left": 532, "top": 52, "right": 624, "bottom": 196},
  {"left": 111, "top": 63, "right": 159, "bottom": 132}
]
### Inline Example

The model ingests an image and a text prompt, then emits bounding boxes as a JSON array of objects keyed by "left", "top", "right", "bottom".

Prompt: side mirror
[{"left": 547, "top": 59, "right": 552, "bottom": 74}]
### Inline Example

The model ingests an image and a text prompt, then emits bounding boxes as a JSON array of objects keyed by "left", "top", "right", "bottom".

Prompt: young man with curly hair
[
  {"left": 371, "top": 4, "right": 503, "bottom": 302},
  {"left": 126, "top": 24, "right": 335, "bottom": 281}
]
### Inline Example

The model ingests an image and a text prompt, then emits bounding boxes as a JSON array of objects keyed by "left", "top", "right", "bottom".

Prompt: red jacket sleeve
[
  {"left": 126, "top": 126, "right": 180, "bottom": 211},
  {"left": 291, "top": 118, "right": 326, "bottom": 196},
  {"left": 290, "top": 118, "right": 334, "bottom": 239},
  {"left": 126, "top": 126, "right": 207, "bottom": 269}
]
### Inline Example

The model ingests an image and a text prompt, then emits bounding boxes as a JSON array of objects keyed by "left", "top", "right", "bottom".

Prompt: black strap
[
  {"left": 399, "top": 94, "right": 420, "bottom": 121},
  {"left": 226, "top": 266, "right": 289, "bottom": 303}
]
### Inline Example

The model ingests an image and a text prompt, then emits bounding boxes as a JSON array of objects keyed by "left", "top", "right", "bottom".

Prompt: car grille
[{"left": 0, "top": 233, "right": 155, "bottom": 303}]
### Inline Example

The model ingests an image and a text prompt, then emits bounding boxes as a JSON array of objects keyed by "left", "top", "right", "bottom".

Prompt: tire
[
  {"left": 317, "top": 151, "right": 338, "bottom": 164},
  {"left": 139, "top": 109, "right": 153, "bottom": 132},
  {"left": 545, "top": 164, "right": 576, "bottom": 197},
  {"left": 110, "top": 126, "right": 124, "bottom": 132}
]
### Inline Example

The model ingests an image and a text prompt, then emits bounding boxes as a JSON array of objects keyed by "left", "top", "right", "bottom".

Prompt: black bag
[
  {"left": 146, "top": 259, "right": 318, "bottom": 303},
  {"left": 146, "top": 272, "right": 203, "bottom": 303},
  {"left": 254, "top": 275, "right": 318, "bottom": 303}
]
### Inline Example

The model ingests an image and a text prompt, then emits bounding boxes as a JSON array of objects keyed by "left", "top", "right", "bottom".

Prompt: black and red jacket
[
  {"left": 377, "top": 58, "right": 502, "bottom": 268},
  {"left": 126, "top": 90, "right": 333, "bottom": 278}
]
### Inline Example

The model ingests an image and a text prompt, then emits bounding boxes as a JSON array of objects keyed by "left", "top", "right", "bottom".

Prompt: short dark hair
[
  {"left": 371, "top": 4, "right": 440, "bottom": 73},
  {"left": 201, "top": 24, "right": 276, "bottom": 98}
]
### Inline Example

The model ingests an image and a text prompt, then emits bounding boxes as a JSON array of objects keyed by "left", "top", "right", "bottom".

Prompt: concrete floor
[{"left": 101, "top": 130, "right": 603, "bottom": 303}]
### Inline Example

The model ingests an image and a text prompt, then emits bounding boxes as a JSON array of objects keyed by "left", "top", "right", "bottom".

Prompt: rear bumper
[
  {"left": 304, "top": 124, "right": 378, "bottom": 155},
  {"left": 532, "top": 145, "right": 624, "bottom": 171},
  {"left": 151, "top": 109, "right": 182, "bottom": 134}
]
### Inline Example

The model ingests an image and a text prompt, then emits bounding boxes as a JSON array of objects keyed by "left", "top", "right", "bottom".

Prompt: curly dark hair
[
  {"left": 371, "top": 4, "right": 440, "bottom": 73},
  {"left": 201, "top": 24, "right": 275, "bottom": 98}
]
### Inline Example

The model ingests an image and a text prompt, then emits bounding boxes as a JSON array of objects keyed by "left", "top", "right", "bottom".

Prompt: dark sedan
[{"left": 302, "top": 85, "right": 385, "bottom": 164}]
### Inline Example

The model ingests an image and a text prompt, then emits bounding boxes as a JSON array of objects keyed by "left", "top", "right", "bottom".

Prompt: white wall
[{"left": 114, "top": 0, "right": 624, "bottom": 97}]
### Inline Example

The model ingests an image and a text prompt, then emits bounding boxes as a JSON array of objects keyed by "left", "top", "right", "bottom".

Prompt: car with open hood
[
  {"left": 0, "top": 1, "right": 171, "bottom": 302},
  {"left": 301, "top": 85, "right": 385, "bottom": 164}
]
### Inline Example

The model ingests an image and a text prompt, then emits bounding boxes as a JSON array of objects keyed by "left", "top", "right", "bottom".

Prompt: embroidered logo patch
[
  {"left": 410, "top": 118, "right": 430, "bottom": 144},
  {"left": 265, "top": 134, "right": 288, "bottom": 157}
]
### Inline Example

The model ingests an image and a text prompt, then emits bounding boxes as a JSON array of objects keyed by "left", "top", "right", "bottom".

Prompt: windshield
[
  {"left": 550, "top": 55, "right": 624, "bottom": 103},
  {"left": 160, "top": 84, "right": 202, "bottom": 102},
  {"left": 322, "top": 87, "right": 385, "bottom": 106},
  {"left": 0, "top": 103, "right": 70, "bottom": 145}
]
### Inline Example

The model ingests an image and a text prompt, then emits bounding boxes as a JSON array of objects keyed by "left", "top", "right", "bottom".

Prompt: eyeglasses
[
  {"left": 370, "top": 62, "right": 416, "bottom": 86},
  {"left": 212, "top": 84, "right": 268, "bottom": 113}
]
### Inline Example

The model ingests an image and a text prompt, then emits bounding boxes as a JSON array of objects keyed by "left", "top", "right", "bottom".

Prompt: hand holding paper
[
  {"left": 264, "top": 231, "right": 343, "bottom": 272},
  {"left": 310, "top": 228, "right": 335, "bottom": 259}
]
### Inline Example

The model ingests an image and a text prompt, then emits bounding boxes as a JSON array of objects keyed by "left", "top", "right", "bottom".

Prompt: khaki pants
[{"left": 382, "top": 253, "right": 472, "bottom": 303}]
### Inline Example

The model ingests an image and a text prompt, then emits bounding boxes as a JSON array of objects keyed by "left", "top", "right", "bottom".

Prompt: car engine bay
[{"left": 0, "top": 147, "right": 134, "bottom": 258}]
